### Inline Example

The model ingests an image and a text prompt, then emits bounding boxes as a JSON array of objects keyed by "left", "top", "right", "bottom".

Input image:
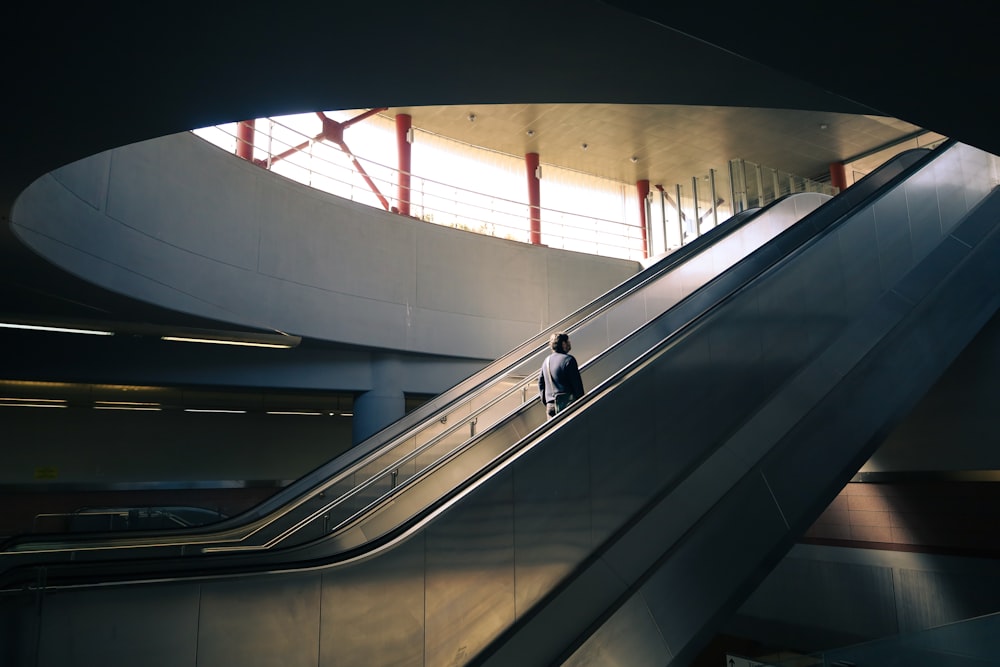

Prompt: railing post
[
  {"left": 691, "top": 177, "right": 700, "bottom": 238},
  {"left": 754, "top": 163, "right": 764, "bottom": 208},
  {"left": 676, "top": 183, "right": 684, "bottom": 244},
  {"left": 709, "top": 169, "right": 719, "bottom": 228}
]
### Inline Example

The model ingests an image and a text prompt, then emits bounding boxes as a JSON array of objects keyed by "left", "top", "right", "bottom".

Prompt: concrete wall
[{"left": 10, "top": 132, "right": 639, "bottom": 360}]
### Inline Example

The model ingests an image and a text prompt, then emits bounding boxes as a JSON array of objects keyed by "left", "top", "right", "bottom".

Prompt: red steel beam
[{"left": 261, "top": 109, "right": 392, "bottom": 209}]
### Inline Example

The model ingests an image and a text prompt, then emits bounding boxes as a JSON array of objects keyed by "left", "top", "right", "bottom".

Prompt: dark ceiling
[{"left": 1, "top": 0, "right": 995, "bottom": 331}]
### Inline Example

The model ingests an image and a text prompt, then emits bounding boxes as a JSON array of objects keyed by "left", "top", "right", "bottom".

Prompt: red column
[
  {"left": 829, "top": 161, "right": 848, "bottom": 192},
  {"left": 526, "top": 153, "right": 541, "bottom": 245},
  {"left": 395, "top": 114, "right": 412, "bottom": 215},
  {"left": 236, "top": 120, "right": 255, "bottom": 161},
  {"left": 637, "top": 179, "right": 650, "bottom": 259}
]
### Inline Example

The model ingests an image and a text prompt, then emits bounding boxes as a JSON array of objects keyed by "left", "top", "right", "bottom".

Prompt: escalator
[
  {"left": 0, "top": 177, "right": 846, "bottom": 568},
  {"left": 4, "top": 142, "right": 997, "bottom": 667}
]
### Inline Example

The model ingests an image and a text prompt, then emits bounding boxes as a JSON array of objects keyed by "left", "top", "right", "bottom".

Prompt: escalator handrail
[
  {"left": 1, "top": 143, "right": 963, "bottom": 589},
  {"left": 0, "top": 147, "right": 937, "bottom": 564}
]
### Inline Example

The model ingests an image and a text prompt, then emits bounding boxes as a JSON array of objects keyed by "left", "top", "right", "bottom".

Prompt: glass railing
[
  {"left": 771, "top": 611, "right": 1000, "bottom": 666},
  {"left": 0, "top": 146, "right": 933, "bottom": 571}
]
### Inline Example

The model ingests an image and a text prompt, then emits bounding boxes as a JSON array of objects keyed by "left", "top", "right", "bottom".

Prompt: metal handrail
[{"left": 194, "top": 118, "right": 647, "bottom": 260}]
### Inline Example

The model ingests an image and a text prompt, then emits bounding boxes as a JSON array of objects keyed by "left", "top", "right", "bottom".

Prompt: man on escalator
[{"left": 538, "top": 332, "right": 585, "bottom": 419}]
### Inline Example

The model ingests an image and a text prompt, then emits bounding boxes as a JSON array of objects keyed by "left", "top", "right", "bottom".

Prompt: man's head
[{"left": 549, "top": 331, "right": 570, "bottom": 353}]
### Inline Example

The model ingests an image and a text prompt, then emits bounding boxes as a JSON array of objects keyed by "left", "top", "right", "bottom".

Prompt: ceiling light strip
[
  {"left": 94, "top": 406, "right": 162, "bottom": 411},
  {"left": 161, "top": 336, "right": 293, "bottom": 349},
  {"left": 0, "top": 403, "right": 68, "bottom": 408},
  {"left": 0, "top": 322, "right": 113, "bottom": 336}
]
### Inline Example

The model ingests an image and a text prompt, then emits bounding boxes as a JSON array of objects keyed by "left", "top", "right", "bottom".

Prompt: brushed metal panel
[
  {"left": 37, "top": 583, "right": 200, "bottom": 667},
  {"left": 585, "top": 373, "right": 664, "bottom": 547},
  {"left": 671, "top": 251, "right": 718, "bottom": 301},
  {"left": 320, "top": 535, "right": 425, "bottom": 667},
  {"left": 756, "top": 257, "right": 820, "bottom": 364},
  {"left": 424, "top": 470, "right": 515, "bottom": 667},
  {"left": 892, "top": 237, "right": 969, "bottom": 305},
  {"left": 197, "top": 574, "right": 321, "bottom": 667},
  {"left": 567, "top": 311, "right": 611, "bottom": 365},
  {"left": 836, "top": 207, "right": 882, "bottom": 313},
  {"left": 640, "top": 473, "right": 789, "bottom": 660},
  {"left": 512, "top": 424, "right": 592, "bottom": 615},
  {"left": 562, "top": 593, "right": 672, "bottom": 667},
  {"left": 873, "top": 185, "right": 915, "bottom": 290},
  {"left": 605, "top": 289, "right": 649, "bottom": 344},
  {"left": 706, "top": 293, "right": 762, "bottom": 365},
  {"left": 934, "top": 149, "right": 975, "bottom": 229},
  {"left": 642, "top": 262, "right": 686, "bottom": 318},
  {"left": 902, "top": 167, "right": 946, "bottom": 260},
  {"left": 716, "top": 359, "right": 840, "bottom": 469}
]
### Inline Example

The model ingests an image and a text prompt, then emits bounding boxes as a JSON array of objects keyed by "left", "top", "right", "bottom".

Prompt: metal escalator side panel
[
  {"left": 1, "top": 147, "right": 988, "bottom": 666},
  {"left": 0, "top": 149, "right": 931, "bottom": 574},
  {"left": 481, "top": 148, "right": 1000, "bottom": 666}
]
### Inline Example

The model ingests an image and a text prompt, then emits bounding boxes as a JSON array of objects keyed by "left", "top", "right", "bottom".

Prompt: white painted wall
[{"left": 12, "top": 132, "right": 639, "bottom": 360}]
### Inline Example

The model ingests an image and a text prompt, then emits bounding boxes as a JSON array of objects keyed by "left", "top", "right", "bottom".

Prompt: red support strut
[
  {"left": 526, "top": 153, "right": 541, "bottom": 245},
  {"left": 261, "top": 108, "right": 391, "bottom": 210},
  {"left": 236, "top": 120, "right": 255, "bottom": 161},
  {"left": 395, "top": 114, "right": 413, "bottom": 216}
]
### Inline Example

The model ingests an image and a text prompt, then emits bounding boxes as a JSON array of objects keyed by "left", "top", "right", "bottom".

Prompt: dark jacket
[{"left": 538, "top": 351, "right": 584, "bottom": 405}]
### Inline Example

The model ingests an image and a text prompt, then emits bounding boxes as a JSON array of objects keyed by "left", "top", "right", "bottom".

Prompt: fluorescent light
[
  {"left": 0, "top": 322, "right": 113, "bottom": 336},
  {"left": 95, "top": 401, "right": 160, "bottom": 406},
  {"left": 94, "top": 406, "right": 162, "bottom": 411},
  {"left": 266, "top": 410, "right": 324, "bottom": 416},
  {"left": 94, "top": 401, "right": 162, "bottom": 411},
  {"left": 0, "top": 397, "right": 67, "bottom": 408},
  {"left": 184, "top": 408, "right": 247, "bottom": 414},
  {"left": 0, "top": 402, "right": 68, "bottom": 408},
  {"left": 161, "top": 336, "right": 293, "bottom": 349}
]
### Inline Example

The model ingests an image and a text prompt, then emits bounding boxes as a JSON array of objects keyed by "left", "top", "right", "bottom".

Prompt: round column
[{"left": 352, "top": 355, "right": 406, "bottom": 445}]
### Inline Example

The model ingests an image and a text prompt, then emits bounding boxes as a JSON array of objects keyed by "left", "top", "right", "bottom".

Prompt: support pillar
[
  {"left": 637, "top": 179, "right": 650, "bottom": 259},
  {"left": 829, "top": 161, "right": 849, "bottom": 192},
  {"left": 395, "top": 114, "right": 413, "bottom": 215},
  {"left": 352, "top": 355, "right": 405, "bottom": 445},
  {"left": 526, "top": 152, "right": 541, "bottom": 245},
  {"left": 236, "top": 120, "right": 255, "bottom": 161}
]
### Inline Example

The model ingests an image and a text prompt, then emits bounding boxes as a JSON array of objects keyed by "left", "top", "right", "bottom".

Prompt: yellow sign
[{"left": 33, "top": 467, "right": 58, "bottom": 480}]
